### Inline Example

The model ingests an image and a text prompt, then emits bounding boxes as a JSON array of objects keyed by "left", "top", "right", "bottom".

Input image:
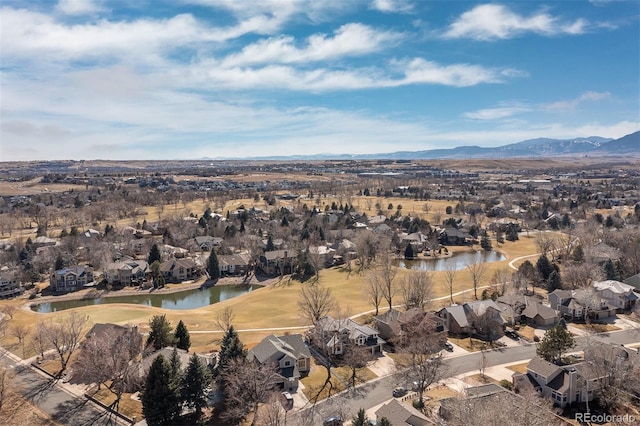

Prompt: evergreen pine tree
[
  {"left": 181, "top": 353, "right": 211, "bottom": 420},
  {"left": 536, "top": 323, "right": 575, "bottom": 364},
  {"left": 207, "top": 247, "right": 220, "bottom": 280},
  {"left": 378, "top": 418, "right": 392, "bottom": 426},
  {"left": 147, "top": 314, "right": 174, "bottom": 350},
  {"left": 148, "top": 243, "right": 161, "bottom": 265},
  {"left": 536, "top": 254, "right": 553, "bottom": 283},
  {"left": 480, "top": 233, "right": 492, "bottom": 251},
  {"left": 54, "top": 254, "right": 65, "bottom": 271},
  {"left": 352, "top": 408, "right": 369, "bottom": 426},
  {"left": 141, "top": 355, "right": 180, "bottom": 426},
  {"left": 169, "top": 347, "right": 183, "bottom": 386},
  {"left": 266, "top": 235, "right": 275, "bottom": 251},
  {"left": 215, "top": 325, "right": 246, "bottom": 380},
  {"left": 603, "top": 259, "right": 620, "bottom": 281},
  {"left": 174, "top": 320, "right": 191, "bottom": 351},
  {"left": 404, "top": 243, "right": 415, "bottom": 260},
  {"left": 281, "top": 215, "right": 289, "bottom": 227},
  {"left": 547, "top": 270, "right": 561, "bottom": 292},
  {"left": 571, "top": 245, "right": 584, "bottom": 263}
]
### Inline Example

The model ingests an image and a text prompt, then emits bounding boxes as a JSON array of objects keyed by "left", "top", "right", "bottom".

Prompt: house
[
  {"left": 218, "top": 253, "right": 251, "bottom": 276},
  {"left": 587, "top": 241, "right": 620, "bottom": 264},
  {"left": 513, "top": 356, "right": 607, "bottom": 408},
  {"left": 375, "top": 399, "right": 430, "bottom": 426},
  {"left": 192, "top": 236, "right": 223, "bottom": 252},
  {"left": 401, "top": 232, "right": 430, "bottom": 252},
  {"left": 103, "top": 260, "right": 150, "bottom": 286},
  {"left": 439, "top": 384, "right": 565, "bottom": 425},
  {"left": 313, "top": 316, "right": 385, "bottom": 355},
  {"left": 247, "top": 334, "right": 311, "bottom": 392},
  {"left": 50, "top": 265, "right": 94, "bottom": 293},
  {"left": 438, "top": 228, "right": 472, "bottom": 245},
  {"left": 624, "top": 273, "right": 640, "bottom": 292},
  {"left": 548, "top": 289, "right": 615, "bottom": 321},
  {"left": 520, "top": 301, "right": 560, "bottom": 326},
  {"left": 592, "top": 280, "right": 638, "bottom": 311},
  {"left": 140, "top": 347, "right": 192, "bottom": 376},
  {"left": 373, "top": 308, "right": 445, "bottom": 343},
  {"left": 160, "top": 258, "right": 197, "bottom": 282},
  {"left": 0, "top": 272, "right": 24, "bottom": 298},
  {"left": 32, "top": 236, "right": 57, "bottom": 249},
  {"left": 437, "top": 300, "right": 505, "bottom": 340},
  {"left": 258, "top": 250, "right": 295, "bottom": 276}
]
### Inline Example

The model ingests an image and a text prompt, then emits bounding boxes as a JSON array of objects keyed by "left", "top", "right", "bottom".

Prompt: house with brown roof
[
  {"left": 437, "top": 300, "right": 505, "bottom": 340},
  {"left": 218, "top": 253, "right": 251, "bottom": 276},
  {"left": 160, "top": 258, "right": 198, "bottom": 282},
  {"left": 258, "top": 250, "right": 295, "bottom": 276},
  {"left": 375, "top": 399, "right": 431, "bottom": 426},
  {"left": 512, "top": 356, "right": 607, "bottom": 408},
  {"left": 373, "top": 308, "right": 445, "bottom": 344},
  {"left": 103, "top": 260, "right": 149, "bottom": 286}
]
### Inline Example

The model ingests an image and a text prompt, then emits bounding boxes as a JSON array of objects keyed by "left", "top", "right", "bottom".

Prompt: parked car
[
  {"left": 505, "top": 330, "right": 520, "bottom": 340},
  {"left": 281, "top": 391, "right": 293, "bottom": 410},
  {"left": 392, "top": 386, "right": 407, "bottom": 397},
  {"left": 443, "top": 341, "right": 454, "bottom": 352},
  {"left": 323, "top": 415, "right": 343, "bottom": 426}
]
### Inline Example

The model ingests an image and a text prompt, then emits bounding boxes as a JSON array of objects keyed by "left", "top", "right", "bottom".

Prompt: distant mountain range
[{"left": 212, "top": 130, "right": 639, "bottom": 160}]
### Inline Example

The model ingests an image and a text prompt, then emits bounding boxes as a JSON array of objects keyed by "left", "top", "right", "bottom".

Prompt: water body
[
  {"left": 31, "top": 284, "right": 255, "bottom": 313},
  {"left": 397, "top": 250, "right": 506, "bottom": 272}
]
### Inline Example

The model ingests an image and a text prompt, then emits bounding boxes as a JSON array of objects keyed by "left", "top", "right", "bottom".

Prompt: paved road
[
  {"left": 0, "top": 350, "right": 124, "bottom": 426},
  {"left": 293, "top": 328, "right": 640, "bottom": 425}
]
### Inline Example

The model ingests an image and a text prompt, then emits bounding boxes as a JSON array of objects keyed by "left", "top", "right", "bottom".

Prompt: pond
[
  {"left": 396, "top": 250, "right": 506, "bottom": 271},
  {"left": 30, "top": 284, "right": 256, "bottom": 313}
]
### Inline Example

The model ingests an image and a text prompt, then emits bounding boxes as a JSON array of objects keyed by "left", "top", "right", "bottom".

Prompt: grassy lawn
[
  {"left": 0, "top": 386, "right": 59, "bottom": 426},
  {"left": 385, "top": 352, "right": 412, "bottom": 365},
  {"left": 466, "top": 373, "right": 500, "bottom": 386},
  {"left": 424, "top": 385, "right": 459, "bottom": 400},
  {"left": 570, "top": 323, "right": 621, "bottom": 333},
  {"left": 515, "top": 325, "right": 538, "bottom": 342},
  {"left": 447, "top": 337, "right": 491, "bottom": 352},
  {"left": 332, "top": 365, "right": 377, "bottom": 386},
  {"left": 89, "top": 387, "right": 143, "bottom": 422},
  {"left": 506, "top": 362, "right": 529, "bottom": 374},
  {"left": 300, "top": 359, "right": 346, "bottom": 402}
]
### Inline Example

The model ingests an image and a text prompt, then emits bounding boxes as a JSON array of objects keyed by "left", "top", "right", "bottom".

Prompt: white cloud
[
  {"left": 401, "top": 58, "right": 518, "bottom": 87},
  {"left": 545, "top": 91, "right": 612, "bottom": 110},
  {"left": 221, "top": 23, "right": 402, "bottom": 67},
  {"left": 370, "top": 0, "right": 413, "bottom": 13},
  {"left": 443, "top": 4, "right": 588, "bottom": 40},
  {"left": 464, "top": 104, "right": 531, "bottom": 120},
  {"left": 56, "top": 0, "right": 103, "bottom": 16}
]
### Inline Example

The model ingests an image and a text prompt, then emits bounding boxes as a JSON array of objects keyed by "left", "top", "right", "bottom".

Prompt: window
[{"left": 285, "top": 360, "right": 291, "bottom": 367}]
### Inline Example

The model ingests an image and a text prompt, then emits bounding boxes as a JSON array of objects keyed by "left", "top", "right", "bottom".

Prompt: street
[
  {"left": 293, "top": 328, "right": 640, "bottom": 425},
  {"left": 0, "top": 350, "right": 125, "bottom": 426}
]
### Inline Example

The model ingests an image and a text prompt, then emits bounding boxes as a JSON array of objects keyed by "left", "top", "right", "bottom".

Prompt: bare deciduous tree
[
  {"left": 341, "top": 344, "right": 373, "bottom": 390},
  {"left": 375, "top": 250, "right": 398, "bottom": 311},
  {"left": 444, "top": 264, "right": 457, "bottom": 305},
  {"left": 400, "top": 270, "right": 434, "bottom": 310},
  {"left": 257, "top": 393, "right": 288, "bottom": 426},
  {"left": 11, "top": 324, "right": 29, "bottom": 357},
  {"left": 0, "top": 367, "right": 9, "bottom": 412},
  {"left": 365, "top": 270, "right": 384, "bottom": 316},
  {"left": 39, "top": 312, "right": 89, "bottom": 375},
  {"left": 298, "top": 283, "right": 336, "bottom": 326},
  {"left": 72, "top": 325, "right": 143, "bottom": 414},
  {"left": 0, "top": 305, "right": 17, "bottom": 320},
  {"left": 215, "top": 306, "right": 235, "bottom": 331},
  {"left": 219, "top": 358, "right": 280, "bottom": 426},
  {"left": 466, "top": 260, "right": 487, "bottom": 300}
]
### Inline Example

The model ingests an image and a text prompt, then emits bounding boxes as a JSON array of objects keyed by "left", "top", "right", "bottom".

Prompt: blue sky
[{"left": 1, "top": 0, "right": 638, "bottom": 161}]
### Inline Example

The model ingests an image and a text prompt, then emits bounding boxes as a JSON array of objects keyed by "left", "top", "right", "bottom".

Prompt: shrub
[
  {"left": 533, "top": 335, "right": 540, "bottom": 342},
  {"left": 500, "top": 379, "right": 513, "bottom": 390}
]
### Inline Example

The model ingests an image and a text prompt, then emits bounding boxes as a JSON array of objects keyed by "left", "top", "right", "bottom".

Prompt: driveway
[{"left": 367, "top": 351, "right": 396, "bottom": 377}]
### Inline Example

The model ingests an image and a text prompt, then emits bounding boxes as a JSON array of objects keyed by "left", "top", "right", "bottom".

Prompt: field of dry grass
[{"left": 0, "top": 386, "right": 59, "bottom": 426}]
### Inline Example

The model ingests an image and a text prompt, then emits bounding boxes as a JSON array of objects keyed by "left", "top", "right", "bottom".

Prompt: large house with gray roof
[
  {"left": 592, "top": 280, "right": 639, "bottom": 311},
  {"left": 247, "top": 334, "right": 311, "bottom": 392},
  {"left": 50, "top": 265, "right": 94, "bottom": 293},
  {"left": 312, "top": 316, "right": 385, "bottom": 355}
]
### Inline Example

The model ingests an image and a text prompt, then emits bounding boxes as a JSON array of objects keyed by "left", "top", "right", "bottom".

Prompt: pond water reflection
[
  {"left": 396, "top": 250, "right": 506, "bottom": 271},
  {"left": 31, "top": 284, "right": 255, "bottom": 313}
]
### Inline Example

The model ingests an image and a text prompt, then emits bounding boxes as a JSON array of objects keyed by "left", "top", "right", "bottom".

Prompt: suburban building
[
  {"left": 103, "top": 260, "right": 150, "bottom": 286},
  {"left": 548, "top": 289, "right": 615, "bottom": 321},
  {"left": 373, "top": 308, "right": 445, "bottom": 344},
  {"left": 160, "top": 258, "right": 197, "bottom": 282},
  {"left": 375, "top": 399, "right": 430, "bottom": 426},
  {"left": 258, "top": 250, "right": 295, "bottom": 276},
  {"left": 513, "top": 356, "right": 606, "bottom": 408},
  {"left": 437, "top": 300, "right": 505, "bottom": 340},
  {"left": 497, "top": 294, "right": 558, "bottom": 326},
  {"left": 592, "top": 280, "right": 639, "bottom": 311},
  {"left": 50, "top": 265, "right": 94, "bottom": 293},
  {"left": 312, "top": 316, "right": 385, "bottom": 355},
  {"left": 0, "top": 272, "right": 24, "bottom": 298},
  {"left": 247, "top": 334, "right": 311, "bottom": 392},
  {"left": 438, "top": 228, "right": 472, "bottom": 245},
  {"left": 218, "top": 253, "right": 251, "bottom": 276}
]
